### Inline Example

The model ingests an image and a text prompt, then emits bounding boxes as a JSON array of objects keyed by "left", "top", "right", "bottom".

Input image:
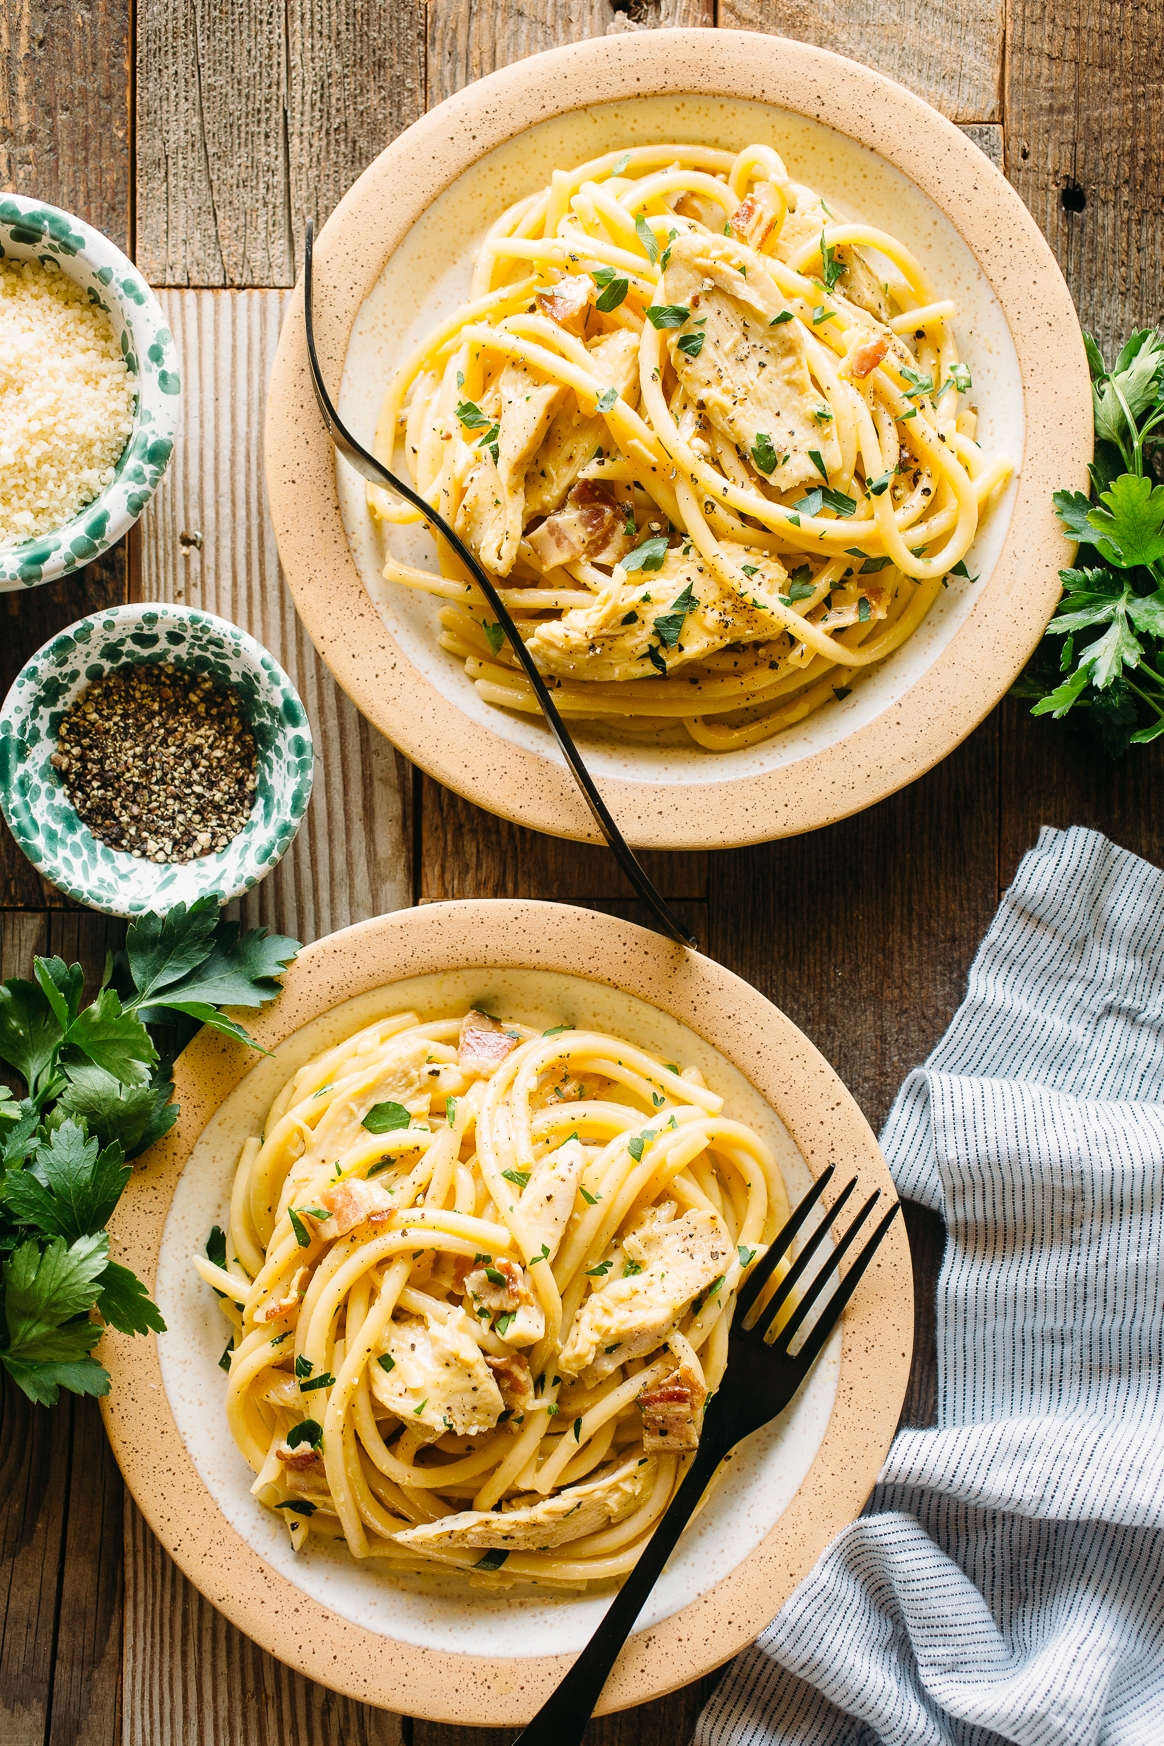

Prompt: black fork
[
  {"left": 512, "top": 1168, "right": 901, "bottom": 1744},
  {"left": 300, "top": 222, "right": 698, "bottom": 953}
]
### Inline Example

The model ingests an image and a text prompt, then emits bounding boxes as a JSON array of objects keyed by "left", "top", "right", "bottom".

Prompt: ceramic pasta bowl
[
  {"left": 0, "top": 603, "right": 314, "bottom": 916},
  {"left": 265, "top": 28, "right": 1091, "bottom": 852},
  {"left": 98, "top": 900, "right": 911, "bottom": 1724},
  {"left": 0, "top": 194, "right": 180, "bottom": 589}
]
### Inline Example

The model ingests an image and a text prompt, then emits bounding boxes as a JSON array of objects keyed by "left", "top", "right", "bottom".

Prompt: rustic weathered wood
[
  {"left": 0, "top": 1373, "right": 73, "bottom": 1746},
  {"left": 425, "top": 0, "right": 712, "bottom": 106},
  {"left": 0, "top": 0, "right": 131, "bottom": 252},
  {"left": 959, "top": 122, "right": 1004, "bottom": 169},
  {"left": 122, "top": 1504, "right": 404, "bottom": 1746},
  {"left": 1004, "top": 0, "right": 1164, "bottom": 354},
  {"left": 139, "top": 289, "right": 413, "bottom": 940},
  {"left": 135, "top": 1, "right": 426, "bottom": 287},
  {"left": 716, "top": 0, "right": 1004, "bottom": 121},
  {"left": 412, "top": 1669, "right": 723, "bottom": 1746},
  {"left": 47, "top": 1398, "right": 124, "bottom": 1746}
]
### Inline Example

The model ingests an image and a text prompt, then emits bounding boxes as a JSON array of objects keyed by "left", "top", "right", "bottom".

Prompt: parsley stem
[{"left": 1122, "top": 676, "right": 1164, "bottom": 718}]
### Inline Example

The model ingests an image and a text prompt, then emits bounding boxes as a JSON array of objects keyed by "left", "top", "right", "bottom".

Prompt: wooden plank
[
  {"left": 47, "top": 1399, "right": 123, "bottom": 1746},
  {"left": 412, "top": 1669, "right": 722, "bottom": 1746},
  {"left": 426, "top": 0, "right": 712, "bottom": 106},
  {"left": 0, "top": 0, "right": 131, "bottom": 252},
  {"left": 135, "top": 1, "right": 426, "bottom": 287},
  {"left": 121, "top": 1504, "right": 404, "bottom": 1746},
  {"left": 0, "top": 1376, "right": 73, "bottom": 1746},
  {"left": 139, "top": 289, "right": 413, "bottom": 942},
  {"left": 716, "top": 0, "right": 1003, "bottom": 121},
  {"left": 1004, "top": 0, "right": 1164, "bottom": 354},
  {"left": 959, "top": 122, "right": 1004, "bottom": 168}
]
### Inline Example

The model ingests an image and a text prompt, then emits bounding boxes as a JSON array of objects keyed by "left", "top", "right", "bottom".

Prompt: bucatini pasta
[
  {"left": 197, "top": 1006, "right": 788, "bottom": 1587},
  {"left": 369, "top": 141, "right": 1012, "bottom": 751}
]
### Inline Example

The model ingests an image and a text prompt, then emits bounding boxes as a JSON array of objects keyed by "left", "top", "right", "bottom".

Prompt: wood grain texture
[
  {"left": 959, "top": 122, "right": 1003, "bottom": 168},
  {"left": 139, "top": 289, "right": 413, "bottom": 942},
  {"left": 135, "top": 0, "right": 426, "bottom": 287},
  {"left": 47, "top": 1399, "right": 124, "bottom": 1746},
  {"left": 0, "top": 0, "right": 131, "bottom": 251},
  {"left": 412, "top": 1669, "right": 723, "bottom": 1746},
  {"left": 122, "top": 1504, "right": 404, "bottom": 1746},
  {"left": 716, "top": 0, "right": 1004, "bottom": 121},
  {"left": 425, "top": 0, "right": 713, "bottom": 107},
  {"left": 0, "top": 1374, "right": 72, "bottom": 1746},
  {"left": 1005, "top": 0, "right": 1164, "bottom": 352}
]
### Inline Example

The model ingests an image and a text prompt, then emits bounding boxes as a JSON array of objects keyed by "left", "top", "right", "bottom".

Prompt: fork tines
[{"left": 738, "top": 1171, "right": 900, "bottom": 1369}]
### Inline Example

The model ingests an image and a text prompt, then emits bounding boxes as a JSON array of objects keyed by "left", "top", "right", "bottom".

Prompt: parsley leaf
[
  {"left": 96, "top": 1259, "right": 166, "bottom": 1336},
  {"left": 808, "top": 448, "right": 828, "bottom": 478},
  {"left": 1086, "top": 474, "right": 1164, "bottom": 569},
  {"left": 455, "top": 398, "right": 493, "bottom": 431},
  {"left": 362, "top": 1101, "right": 412, "bottom": 1134},
  {"left": 634, "top": 214, "right": 659, "bottom": 263},
  {"left": 770, "top": 310, "right": 793, "bottom": 325},
  {"left": 653, "top": 584, "right": 698, "bottom": 650},
  {"left": 124, "top": 898, "right": 220, "bottom": 1005},
  {"left": 751, "top": 433, "right": 780, "bottom": 475},
  {"left": 622, "top": 535, "right": 669, "bottom": 573},
  {"left": 595, "top": 277, "right": 629, "bottom": 313},
  {"left": 55, "top": 1064, "right": 177, "bottom": 1161},
  {"left": 645, "top": 304, "right": 690, "bottom": 330},
  {"left": 481, "top": 620, "right": 506, "bottom": 657},
  {"left": 819, "top": 232, "right": 843, "bottom": 292},
  {"left": 596, "top": 387, "right": 617, "bottom": 414},
  {"left": 0, "top": 980, "right": 65, "bottom": 1102},
  {"left": 4, "top": 1120, "right": 129, "bottom": 1243},
  {"left": 1, "top": 1232, "right": 109, "bottom": 1405},
  {"left": 946, "top": 362, "right": 972, "bottom": 394},
  {"left": 677, "top": 331, "right": 705, "bottom": 358}
]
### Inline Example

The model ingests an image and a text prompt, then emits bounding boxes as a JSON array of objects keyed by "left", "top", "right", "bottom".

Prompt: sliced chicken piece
[
  {"left": 455, "top": 361, "right": 564, "bottom": 575},
  {"left": 773, "top": 184, "right": 891, "bottom": 323},
  {"left": 255, "top": 1264, "right": 308, "bottom": 1323},
  {"left": 661, "top": 233, "right": 841, "bottom": 494},
  {"left": 307, "top": 1175, "right": 395, "bottom": 1242},
  {"left": 459, "top": 1009, "right": 520, "bottom": 1075},
  {"left": 486, "top": 1352, "right": 534, "bottom": 1426},
  {"left": 518, "top": 1137, "right": 588, "bottom": 1263},
  {"left": 559, "top": 1206, "right": 731, "bottom": 1383},
  {"left": 525, "top": 480, "right": 637, "bottom": 571},
  {"left": 371, "top": 1305, "right": 505, "bottom": 1442},
  {"left": 524, "top": 330, "right": 640, "bottom": 519},
  {"left": 525, "top": 545, "right": 786, "bottom": 684},
  {"left": 389, "top": 1455, "right": 653, "bottom": 1553},
  {"left": 729, "top": 184, "right": 784, "bottom": 253},
  {"left": 639, "top": 1361, "right": 707, "bottom": 1452},
  {"left": 290, "top": 1038, "right": 433, "bottom": 1190},
  {"left": 535, "top": 273, "right": 592, "bottom": 336},
  {"left": 464, "top": 1257, "right": 545, "bottom": 1348}
]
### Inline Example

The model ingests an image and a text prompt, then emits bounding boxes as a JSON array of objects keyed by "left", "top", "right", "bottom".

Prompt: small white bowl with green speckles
[
  {"left": 0, "top": 194, "right": 180, "bottom": 590},
  {"left": 0, "top": 603, "right": 314, "bottom": 916}
]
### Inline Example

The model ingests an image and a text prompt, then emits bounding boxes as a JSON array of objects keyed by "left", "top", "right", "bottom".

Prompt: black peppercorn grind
[{"left": 50, "top": 662, "right": 259, "bottom": 864}]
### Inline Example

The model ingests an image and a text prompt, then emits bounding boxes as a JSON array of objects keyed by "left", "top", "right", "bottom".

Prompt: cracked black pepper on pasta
[{"left": 51, "top": 663, "right": 258, "bottom": 863}]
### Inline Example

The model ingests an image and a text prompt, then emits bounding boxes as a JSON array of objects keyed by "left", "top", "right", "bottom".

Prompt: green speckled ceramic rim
[
  {"left": 0, "top": 604, "right": 314, "bottom": 916},
  {"left": 0, "top": 194, "right": 180, "bottom": 589}
]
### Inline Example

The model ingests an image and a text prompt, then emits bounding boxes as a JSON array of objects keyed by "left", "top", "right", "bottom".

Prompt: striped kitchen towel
[{"left": 696, "top": 825, "right": 1164, "bottom": 1746}]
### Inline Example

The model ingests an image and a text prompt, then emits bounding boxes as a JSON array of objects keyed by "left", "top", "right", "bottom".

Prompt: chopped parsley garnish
[
  {"left": 677, "top": 331, "right": 705, "bottom": 358},
  {"left": 219, "top": 1337, "right": 234, "bottom": 1371},
  {"left": 833, "top": 686, "right": 852, "bottom": 699},
  {"left": 645, "top": 303, "right": 690, "bottom": 330},
  {"left": 623, "top": 1259, "right": 643, "bottom": 1276},
  {"left": 287, "top": 1418, "right": 323, "bottom": 1450},
  {"left": 783, "top": 580, "right": 817, "bottom": 603},
  {"left": 751, "top": 433, "right": 781, "bottom": 475},
  {"left": 610, "top": 152, "right": 630, "bottom": 176},
  {"left": 627, "top": 1129, "right": 656, "bottom": 1162},
  {"left": 207, "top": 1225, "right": 227, "bottom": 1269},
  {"left": 300, "top": 1372, "right": 335, "bottom": 1393},
  {"left": 644, "top": 642, "right": 668, "bottom": 676},
  {"left": 275, "top": 1499, "right": 316, "bottom": 1516},
  {"left": 455, "top": 398, "right": 492, "bottom": 431},
  {"left": 949, "top": 558, "right": 978, "bottom": 580},
  {"left": 770, "top": 310, "right": 794, "bottom": 325},
  {"left": 621, "top": 610, "right": 638, "bottom": 626},
  {"left": 366, "top": 1157, "right": 393, "bottom": 1177},
  {"left": 653, "top": 583, "right": 698, "bottom": 649},
  {"left": 475, "top": 1548, "right": 510, "bottom": 1570},
  {"left": 481, "top": 620, "right": 506, "bottom": 657},
  {"left": 535, "top": 1244, "right": 551, "bottom": 1262},
  {"left": 413, "top": 1398, "right": 428, "bottom": 1415},
  {"left": 861, "top": 555, "right": 893, "bottom": 573},
  {"left": 288, "top": 1207, "right": 311, "bottom": 1248},
  {"left": 947, "top": 361, "right": 972, "bottom": 393},
  {"left": 623, "top": 534, "right": 669, "bottom": 573},
  {"left": 821, "top": 487, "right": 857, "bottom": 517},
  {"left": 867, "top": 469, "right": 895, "bottom": 496},
  {"left": 900, "top": 366, "right": 934, "bottom": 400},
  {"left": 808, "top": 448, "right": 828, "bottom": 479},
  {"left": 634, "top": 214, "right": 659, "bottom": 263},
  {"left": 295, "top": 1354, "right": 313, "bottom": 1379},
  {"left": 574, "top": 1417, "right": 583, "bottom": 1442},
  {"left": 812, "top": 306, "right": 835, "bottom": 325},
  {"left": 586, "top": 1259, "right": 614, "bottom": 1277},
  {"left": 476, "top": 422, "right": 500, "bottom": 450},
  {"left": 501, "top": 1168, "right": 530, "bottom": 1189},
  {"left": 794, "top": 489, "right": 825, "bottom": 516},
  {"left": 495, "top": 1311, "right": 516, "bottom": 1337},
  {"left": 377, "top": 1353, "right": 395, "bottom": 1374},
  {"left": 819, "top": 231, "right": 843, "bottom": 292},
  {"left": 543, "top": 1024, "right": 574, "bottom": 1037},
  {"left": 858, "top": 596, "right": 872, "bottom": 622},
  {"left": 362, "top": 1100, "right": 412, "bottom": 1134},
  {"left": 484, "top": 1266, "right": 507, "bottom": 1286},
  {"left": 446, "top": 1095, "right": 457, "bottom": 1127},
  {"left": 595, "top": 276, "right": 629, "bottom": 313},
  {"left": 741, "top": 564, "right": 759, "bottom": 578},
  {"left": 738, "top": 1245, "right": 757, "bottom": 1268},
  {"left": 596, "top": 387, "right": 618, "bottom": 414},
  {"left": 270, "top": 1330, "right": 292, "bottom": 1346},
  {"left": 580, "top": 1187, "right": 600, "bottom": 1206}
]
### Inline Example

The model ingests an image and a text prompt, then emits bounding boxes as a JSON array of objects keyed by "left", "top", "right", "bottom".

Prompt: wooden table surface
[{"left": 1, "top": 2, "right": 1161, "bottom": 1740}]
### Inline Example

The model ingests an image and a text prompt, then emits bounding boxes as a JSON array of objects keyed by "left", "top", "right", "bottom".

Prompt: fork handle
[{"left": 512, "top": 1425, "right": 734, "bottom": 1745}]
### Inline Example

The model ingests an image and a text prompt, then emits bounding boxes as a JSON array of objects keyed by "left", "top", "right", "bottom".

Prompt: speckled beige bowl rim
[
  {"left": 99, "top": 900, "right": 911, "bottom": 1724},
  {"left": 265, "top": 28, "right": 1091, "bottom": 852}
]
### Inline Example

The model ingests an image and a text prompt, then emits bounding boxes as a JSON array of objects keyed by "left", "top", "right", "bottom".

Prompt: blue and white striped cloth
[{"left": 697, "top": 826, "right": 1164, "bottom": 1746}]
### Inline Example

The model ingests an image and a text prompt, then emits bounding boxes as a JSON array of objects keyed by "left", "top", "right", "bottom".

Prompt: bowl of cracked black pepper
[{"left": 0, "top": 603, "right": 314, "bottom": 916}]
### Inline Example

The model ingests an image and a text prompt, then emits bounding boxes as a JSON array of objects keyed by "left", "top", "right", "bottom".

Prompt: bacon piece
[
  {"left": 311, "top": 1176, "right": 395, "bottom": 1240},
  {"left": 535, "top": 273, "right": 592, "bottom": 335},
  {"left": 486, "top": 1352, "right": 534, "bottom": 1425},
  {"left": 638, "top": 1361, "right": 708, "bottom": 1452},
  {"left": 848, "top": 333, "right": 891, "bottom": 380},
  {"left": 465, "top": 1256, "right": 530, "bottom": 1313},
  {"left": 256, "top": 1264, "right": 308, "bottom": 1323},
  {"left": 275, "top": 1441, "right": 329, "bottom": 1495},
  {"left": 729, "top": 185, "right": 782, "bottom": 253},
  {"left": 525, "top": 480, "right": 636, "bottom": 570},
  {"left": 276, "top": 1442, "right": 323, "bottom": 1472},
  {"left": 459, "top": 1009, "right": 520, "bottom": 1074}
]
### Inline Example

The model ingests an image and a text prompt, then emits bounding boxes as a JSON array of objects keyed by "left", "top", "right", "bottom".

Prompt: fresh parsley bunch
[
  {"left": 1017, "top": 328, "right": 1164, "bottom": 753},
  {"left": 0, "top": 898, "right": 297, "bottom": 1406}
]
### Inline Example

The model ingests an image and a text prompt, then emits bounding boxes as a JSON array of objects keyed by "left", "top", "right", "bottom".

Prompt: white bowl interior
[
  {"left": 156, "top": 965, "right": 839, "bottom": 1658},
  {"left": 338, "top": 93, "right": 1023, "bottom": 789}
]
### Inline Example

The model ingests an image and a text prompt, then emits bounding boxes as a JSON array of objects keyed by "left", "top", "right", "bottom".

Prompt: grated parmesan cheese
[{"left": 0, "top": 258, "right": 137, "bottom": 549}]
